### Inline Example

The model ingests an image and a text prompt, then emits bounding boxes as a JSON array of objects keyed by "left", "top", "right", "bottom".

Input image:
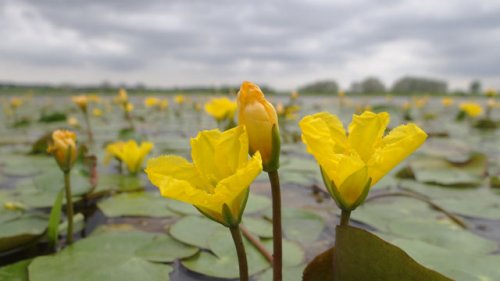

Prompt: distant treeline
[
  {"left": 0, "top": 82, "right": 278, "bottom": 96},
  {"left": 0, "top": 77, "right": 494, "bottom": 96},
  {"left": 299, "top": 76, "right": 492, "bottom": 96}
]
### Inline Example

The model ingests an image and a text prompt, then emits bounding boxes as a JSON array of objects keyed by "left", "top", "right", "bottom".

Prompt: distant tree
[
  {"left": 391, "top": 76, "right": 447, "bottom": 95},
  {"left": 469, "top": 80, "right": 481, "bottom": 95},
  {"left": 299, "top": 80, "right": 339, "bottom": 95},
  {"left": 349, "top": 82, "right": 363, "bottom": 94},
  {"left": 360, "top": 77, "right": 385, "bottom": 94}
]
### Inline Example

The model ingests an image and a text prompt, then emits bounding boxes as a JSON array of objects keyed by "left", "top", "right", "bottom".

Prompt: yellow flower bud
[
  {"left": 72, "top": 95, "right": 89, "bottom": 112},
  {"left": 92, "top": 108, "right": 103, "bottom": 117},
  {"left": 441, "top": 97, "right": 454, "bottom": 107},
  {"left": 237, "top": 81, "right": 280, "bottom": 172},
  {"left": 116, "top": 88, "right": 128, "bottom": 104},
  {"left": 47, "top": 130, "right": 78, "bottom": 172},
  {"left": 175, "top": 95, "right": 185, "bottom": 105},
  {"left": 10, "top": 97, "right": 23, "bottom": 109}
]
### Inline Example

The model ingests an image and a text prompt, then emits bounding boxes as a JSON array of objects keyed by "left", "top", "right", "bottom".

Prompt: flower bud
[
  {"left": 72, "top": 95, "right": 89, "bottom": 112},
  {"left": 237, "top": 81, "right": 280, "bottom": 172},
  {"left": 47, "top": 130, "right": 78, "bottom": 172}
]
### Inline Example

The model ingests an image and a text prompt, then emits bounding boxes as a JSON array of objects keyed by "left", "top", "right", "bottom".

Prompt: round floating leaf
[
  {"left": 0, "top": 259, "right": 31, "bottom": 281},
  {"left": 135, "top": 235, "right": 199, "bottom": 262},
  {"left": 267, "top": 208, "right": 325, "bottom": 244},
  {"left": 242, "top": 217, "right": 273, "bottom": 238},
  {"left": 169, "top": 216, "right": 226, "bottom": 248},
  {"left": 181, "top": 229, "right": 269, "bottom": 279},
  {"left": 97, "top": 192, "right": 176, "bottom": 218},
  {"left": 433, "top": 191, "right": 500, "bottom": 220},
  {"left": 0, "top": 215, "right": 47, "bottom": 252},
  {"left": 258, "top": 266, "right": 305, "bottom": 281},
  {"left": 261, "top": 239, "right": 304, "bottom": 267},
  {"left": 72, "top": 231, "right": 158, "bottom": 255},
  {"left": 29, "top": 252, "right": 172, "bottom": 281},
  {"left": 390, "top": 238, "right": 500, "bottom": 281},
  {"left": 387, "top": 219, "right": 497, "bottom": 254},
  {"left": 165, "top": 200, "right": 199, "bottom": 215},
  {"left": 409, "top": 154, "right": 486, "bottom": 186},
  {"left": 245, "top": 194, "right": 272, "bottom": 214}
]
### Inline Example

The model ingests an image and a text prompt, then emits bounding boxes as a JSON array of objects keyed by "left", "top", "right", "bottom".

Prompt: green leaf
[
  {"left": 169, "top": 216, "right": 226, "bottom": 248},
  {"left": 135, "top": 235, "right": 199, "bottom": 262},
  {"left": 333, "top": 225, "right": 451, "bottom": 281},
  {"left": 47, "top": 189, "right": 64, "bottom": 248},
  {"left": 181, "top": 229, "right": 269, "bottom": 279},
  {"left": 0, "top": 215, "right": 47, "bottom": 252},
  {"left": 97, "top": 192, "right": 176, "bottom": 218},
  {"left": 303, "top": 247, "right": 334, "bottom": 281},
  {"left": 0, "top": 259, "right": 31, "bottom": 281}
]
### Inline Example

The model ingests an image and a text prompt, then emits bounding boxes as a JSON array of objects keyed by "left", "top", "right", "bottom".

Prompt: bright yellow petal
[
  {"left": 321, "top": 153, "right": 366, "bottom": 191},
  {"left": 145, "top": 155, "right": 208, "bottom": 194},
  {"left": 299, "top": 112, "right": 347, "bottom": 161},
  {"left": 348, "top": 111, "right": 389, "bottom": 162},
  {"left": 213, "top": 152, "right": 263, "bottom": 220},
  {"left": 213, "top": 126, "right": 249, "bottom": 178},
  {"left": 190, "top": 129, "right": 223, "bottom": 184},
  {"left": 337, "top": 166, "right": 369, "bottom": 207},
  {"left": 368, "top": 123, "right": 427, "bottom": 185}
]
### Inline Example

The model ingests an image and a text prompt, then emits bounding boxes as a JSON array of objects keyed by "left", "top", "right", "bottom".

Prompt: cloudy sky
[{"left": 1, "top": 0, "right": 499, "bottom": 91}]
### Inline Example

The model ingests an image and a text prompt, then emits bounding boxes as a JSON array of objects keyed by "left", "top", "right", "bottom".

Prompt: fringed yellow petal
[
  {"left": 348, "top": 111, "right": 389, "bottom": 162},
  {"left": 368, "top": 123, "right": 427, "bottom": 185}
]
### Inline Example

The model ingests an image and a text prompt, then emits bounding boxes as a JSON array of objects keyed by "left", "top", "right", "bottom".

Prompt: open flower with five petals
[
  {"left": 299, "top": 111, "right": 427, "bottom": 211},
  {"left": 145, "top": 126, "right": 262, "bottom": 227}
]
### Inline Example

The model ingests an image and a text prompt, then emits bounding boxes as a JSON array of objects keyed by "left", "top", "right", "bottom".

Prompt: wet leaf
[{"left": 333, "top": 226, "right": 451, "bottom": 281}]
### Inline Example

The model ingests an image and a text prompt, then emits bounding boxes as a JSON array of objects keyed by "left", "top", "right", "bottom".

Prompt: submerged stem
[
  {"left": 268, "top": 170, "right": 282, "bottom": 281},
  {"left": 229, "top": 226, "right": 249, "bottom": 281},
  {"left": 63, "top": 171, "right": 74, "bottom": 245}
]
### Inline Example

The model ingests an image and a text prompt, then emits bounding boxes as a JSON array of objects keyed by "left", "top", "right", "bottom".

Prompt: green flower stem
[
  {"left": 63, "top": 171, "right": 74, "bottom": 245},
  {"left": 340, "top": 210, "right": 351, "bottom": 226},
  {"left": 83, "top": 111, "right": 93, "bottom": 144},
  {"left": 229, "top": 225, "right": 249, "bottom": 281},
  {"left": 268, "top": 170, "right": 282, "bottom": 281}
]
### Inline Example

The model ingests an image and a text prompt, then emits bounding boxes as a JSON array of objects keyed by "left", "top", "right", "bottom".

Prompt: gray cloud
[{"left": 0, "top": 0, "right": 499, "bottom": 89}]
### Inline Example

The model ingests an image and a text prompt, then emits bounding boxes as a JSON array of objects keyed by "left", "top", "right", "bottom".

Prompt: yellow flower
[
  {"left": 92, "top": 108, "right": 103, "bottom": 117},
  {"left": 67, "top": 116, "right": 79, "bottom": 127},
  {"left": 10, "top": 97, "right": 23, "bottom": 109},
  {"left": 72, "top": 95, "right": 89, "bottom": 112},
  {"left": 87, "top": 94, "right": 101, "bottom": 103},
  {"left": 105, "top": 140, "right": 153, "bottom": 174},
  {"left": 125, "top": 102, "right": 134, "bottom": 113},
  {"left": 237, "top": 81, "right": 280, "bottom": 172},
  {"left": 47, "top": 130, "right": 78, "bottom": 172},
  {"left": 116, "top": 88, "right": 128, "bottom": 104},
  {"left": 459, "top": 102, "right": 482, "bottom": 117},
  {"left": 174, "top": 95, "right": 185, "bottom": 105},
  {"left": 485, "top": 88, "right": 497, "bottom": 97},
  {"left": 291, "top": 91, "right": 299, "bottom": 100},
  {"left": 144, "top": 97, "right": 160, "bottom": 108},
  {"left": 338, "top": 90, "right": 345, "bottom": 97},
  {"left": 146, "top": 126, "right": 262, "bottom": 226},
  {"left": 204, "top": 97, "right": 237, "bottom": 121},
  {"left": 299, "top": 111, "right": 427, "bottom": 211},
  {"left": 159, "top": 99, "right": 169, "bottom": 110},
  {"left": 414, "top": 97, "right": 429, "bottom": 108},
  {"left": 441, "top": 97, "right": 454, "bottom": 107}
]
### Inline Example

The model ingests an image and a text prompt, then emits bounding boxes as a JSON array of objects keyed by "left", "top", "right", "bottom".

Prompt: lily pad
[
  {"left": 181, "top": 230, "right": 269, "bottom": 279},
  {"left": 169, "top": 216, "right": 226, "bottom": 248},
  {"left": 242, "top": 217, "right": 273, "bottom": 238},
  {"left": 135, "top": 235, "right": 199, "bottom": 262},
  {"left": 409, "top": 154, "right": 486, "bottom": 186},
  {"left": 97, "top": 192, "right": 176, "bottom": 218},
  {"left": 265, "top": 208, "right": 325, "bottom": 244},
  {"left": 0, "top": 215, "right": 47, "bottom": 252},
  {"left": 0, "top": 259, "right": 31, "bottom": 281}
]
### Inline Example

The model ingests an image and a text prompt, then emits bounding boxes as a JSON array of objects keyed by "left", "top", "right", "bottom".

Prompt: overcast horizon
[{"left": 1, "top": 0, "right": 499, "bottom": 91}]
